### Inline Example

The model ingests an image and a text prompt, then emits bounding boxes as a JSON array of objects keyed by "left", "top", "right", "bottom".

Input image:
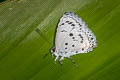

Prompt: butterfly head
[{"left": 50, "top": 47, "right": 56, "bottom": 56}]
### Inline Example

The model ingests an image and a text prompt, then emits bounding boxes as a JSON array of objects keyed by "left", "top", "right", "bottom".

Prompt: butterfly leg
[
  {"left": 52, "top": 53, "right": 54, "bottom": 57},
  {"left": 54, "top": 56, "right": 59, "bottom": 64},
  {"left": 59, "top": 57, "right": 64, "bottom": 64}
]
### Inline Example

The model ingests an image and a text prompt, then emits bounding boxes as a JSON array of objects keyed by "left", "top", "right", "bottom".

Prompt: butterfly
[{"left": 51, "top": 12, "right": 97, "bottom": 64}]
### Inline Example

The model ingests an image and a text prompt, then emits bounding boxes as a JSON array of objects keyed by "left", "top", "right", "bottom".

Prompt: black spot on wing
[
  {"left": 78, "top": 34, "right": 81, "bottom": 36},
  {"left": 66, "top": 21, "right": 69, "bottom": 23},
  {"left": 82, "top": 48, "right": 84, "bottom": 51},
  {"left": 78, "top": 34, "right": 83, "bottom": 38},
  {"left": 80, "top": 41, "right": 83, "bottom": 43},
  {"left": 80, "top": 28, "right": 82, "bottom": 30},
  {"left": 77, "top": 34, "right": 84, "bottom": 43},
  {"left": 65, "top": 52, "right": 68, "bottom": 54},
  {"left": 61, "top": 23, "right": 64, "bottom": 25},
  {"left": 69, "top": 33, "right": 73, "bottom": 36},
  {"left": 92, "top": 44, "right": 94, "bottom": 47},
  {"left": 73, "top": 40, "right": 78, "bottom": 41},
  {"left": 71, "top": 24, "right": 75, "bottom": 26},
  {"left": 72, "top": 37, "right": 75, "bottom": 39},
  {"left": 65, "top": 43, "right": 68, "bottom": 45},
  {"left": 76, "top": 51, "right": 78, "bottom": 53},
  {"left": 91, "top": 38, "right": 93, "bottom": 40},
  {"left": 72, "top": 26, "right": 75, "bottom": 30},
  {"left": 61, "top": 30, "right": 67, "bottom": 32},
  {"left": 72, "top": 45, "right": 75, "bottom": 47},
  {"left": 79, "top": 23, "right": 82, "bottom": 27},
  {"left": 68, "top": 22, "right": 72, "bottom": 24},
  {"left": 65, "top": 47, "right": 67, "bottom": 49}
]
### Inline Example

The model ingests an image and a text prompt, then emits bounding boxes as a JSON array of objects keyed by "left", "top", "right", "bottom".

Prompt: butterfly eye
[{"left": 51, "top": 47, "right": 56, "bottom": 53}]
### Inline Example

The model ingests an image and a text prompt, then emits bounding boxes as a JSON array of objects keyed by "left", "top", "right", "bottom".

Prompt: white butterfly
[{"left": 51, "top": 12, "right": 97, "bottom": 64}]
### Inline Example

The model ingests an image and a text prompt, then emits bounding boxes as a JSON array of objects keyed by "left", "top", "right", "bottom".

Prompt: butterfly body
[{"left": 51, "top": 12, "right": 97, "bottom": 63}]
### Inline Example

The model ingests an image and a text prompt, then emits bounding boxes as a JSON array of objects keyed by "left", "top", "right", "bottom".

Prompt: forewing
[{"left": 55, "top": 12, "right": 97, "bottom": 56}]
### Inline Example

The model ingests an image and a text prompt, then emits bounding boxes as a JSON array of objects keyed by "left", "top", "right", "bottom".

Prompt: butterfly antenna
[
  {"left": 42, "top": 52, "right": 50, "bottom": 59},
  {"left": 58, "top": 61, "right": 63, "bottom": 65},
  {"left": 36, "top": 28, "right": 52, "bottom": 46}
]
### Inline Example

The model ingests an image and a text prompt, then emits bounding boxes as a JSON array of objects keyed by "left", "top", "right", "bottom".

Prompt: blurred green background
[{"left": 0, "top": 0, "right": 120, "bottom": 80}]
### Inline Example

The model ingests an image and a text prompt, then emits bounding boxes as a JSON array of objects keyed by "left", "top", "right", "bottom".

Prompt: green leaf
[{"left": 0, "top": 0, "right": 120, "bottom": 80}]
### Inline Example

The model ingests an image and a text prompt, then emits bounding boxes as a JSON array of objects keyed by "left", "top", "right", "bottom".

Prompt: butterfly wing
[{"left": 55, "top": 12, "right": 97, "bottom": 57}]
